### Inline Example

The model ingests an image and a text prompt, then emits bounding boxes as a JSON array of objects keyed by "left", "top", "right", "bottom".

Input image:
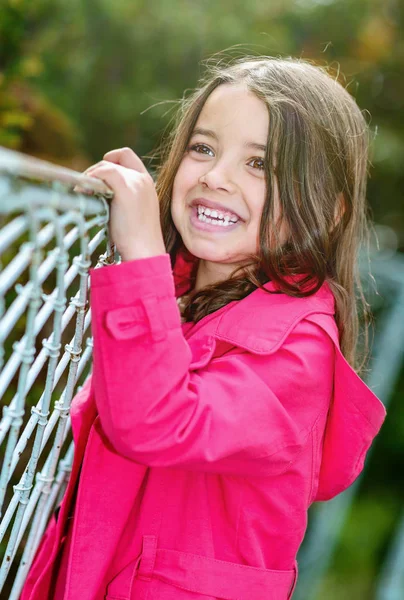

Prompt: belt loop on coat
[{"left": 137, "top": 535, "right": 157, "bottom": 581}]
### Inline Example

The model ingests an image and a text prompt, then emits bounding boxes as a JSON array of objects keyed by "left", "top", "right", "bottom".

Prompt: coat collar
[
  {"left": 214, "top": 280, "right": 335, "bottom": 354},
  {"left": 172, "top": 244, "right": 336, "bottom": 354}
]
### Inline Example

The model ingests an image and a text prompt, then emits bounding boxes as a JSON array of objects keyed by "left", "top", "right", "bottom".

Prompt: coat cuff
[
  {"left": 89, "top": 253, "right": 173, "bottom": 289},
  {"left": 89, "top": 253, "right": 181, "bottom": 343}
]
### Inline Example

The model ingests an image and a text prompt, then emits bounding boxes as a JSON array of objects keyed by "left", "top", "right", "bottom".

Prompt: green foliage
[{"left": 313, "top": 494, "right": 400, "bottom": 599}]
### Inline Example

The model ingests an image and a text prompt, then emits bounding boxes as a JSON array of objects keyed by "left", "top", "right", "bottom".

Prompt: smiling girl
[
  {"left": 21, "top": 56, "right": 386, "bottom": 600},
  {"left": 171, "top": 83, "right": 278, "bottom": 289}
]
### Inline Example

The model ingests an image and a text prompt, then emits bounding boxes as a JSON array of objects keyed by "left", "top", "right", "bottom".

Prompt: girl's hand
[{"left": 83, "top": 148, "right": 166, "bottom": 262}]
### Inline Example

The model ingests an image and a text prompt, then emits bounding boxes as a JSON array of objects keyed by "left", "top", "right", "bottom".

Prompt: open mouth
[{"left": 190, "top": 205, "right": 241, "bottom": 233}]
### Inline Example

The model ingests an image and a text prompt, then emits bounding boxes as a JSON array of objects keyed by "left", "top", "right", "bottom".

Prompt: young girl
[{"left": 21, "top": 56, "right": 386, "bottom": 600}]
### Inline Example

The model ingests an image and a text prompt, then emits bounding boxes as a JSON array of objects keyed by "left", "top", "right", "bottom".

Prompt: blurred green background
[{"left": 1, "top": 0, "right": 403, "bottom": 598}]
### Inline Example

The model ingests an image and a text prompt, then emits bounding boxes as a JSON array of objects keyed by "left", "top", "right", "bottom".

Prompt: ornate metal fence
[
  {"left": 0, "top": 147, "right": 117, "bottom": 599},
  {"left": 0, "top": 147, "right": 402, "bottom": 599}
]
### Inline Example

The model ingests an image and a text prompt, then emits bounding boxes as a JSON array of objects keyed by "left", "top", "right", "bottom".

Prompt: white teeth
[
  {"left": 196, "top": 204, "right": 239, "bottom": 222},
  {"left": 197, "top": 213, "right": 236, "bottom": 227}
]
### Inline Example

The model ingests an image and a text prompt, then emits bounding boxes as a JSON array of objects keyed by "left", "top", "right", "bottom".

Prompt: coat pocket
[
  {"left": 105, "top": 553, "right": 142, "bottom": 600},
  {"left": 105, "top": 534, "right": 298, "bottom": 600}
]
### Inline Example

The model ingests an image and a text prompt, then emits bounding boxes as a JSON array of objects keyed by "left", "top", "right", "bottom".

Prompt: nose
[{"left": 199, "top": 160, "right": 237, "bottom": 193}]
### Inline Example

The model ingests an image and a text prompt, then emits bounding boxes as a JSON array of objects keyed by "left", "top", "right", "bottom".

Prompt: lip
[
  {"left": 189, "top": 206, "right": 242, "bottom": 233},
  {"left": 190, "top": 198, "right": 243, "bottom": 221}
]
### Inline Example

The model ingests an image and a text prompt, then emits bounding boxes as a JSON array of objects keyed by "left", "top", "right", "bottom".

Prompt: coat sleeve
[{"left": 89, "top": 254, "right": 334, "bottom": 477}]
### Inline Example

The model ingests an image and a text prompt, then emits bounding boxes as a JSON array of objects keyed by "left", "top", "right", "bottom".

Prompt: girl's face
[{"left": 171, "top": 83, "right": 283, "bottom": 290}]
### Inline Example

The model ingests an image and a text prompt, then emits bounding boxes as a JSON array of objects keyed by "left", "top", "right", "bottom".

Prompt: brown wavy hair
[{"left": 149, "top": 55, "right": 375, "bottom": 375}]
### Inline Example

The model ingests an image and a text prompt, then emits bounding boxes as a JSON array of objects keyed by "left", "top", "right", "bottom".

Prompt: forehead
[{"left": 195, "top": 83, "right": 269, "bottom": 141}]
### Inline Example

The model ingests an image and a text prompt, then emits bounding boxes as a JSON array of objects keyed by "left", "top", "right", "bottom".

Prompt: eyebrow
[{"left": 191, "top": 127, "right": 267, "bottom": 153}]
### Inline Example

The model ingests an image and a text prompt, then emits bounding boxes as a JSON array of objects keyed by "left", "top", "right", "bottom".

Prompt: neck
[{"left": 194, "top": 259, "right": 239, "bottom": 292}]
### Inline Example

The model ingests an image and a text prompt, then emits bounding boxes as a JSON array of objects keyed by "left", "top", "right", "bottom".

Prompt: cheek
[
  {"left": 171, "top": 166, "right": 190, "bottom": 218},
  {"left": 249, "top": 185, "right": 267, "bottom": 225},
  {"left": 173, "top": 158, "right": 203, "bottom": 193}
]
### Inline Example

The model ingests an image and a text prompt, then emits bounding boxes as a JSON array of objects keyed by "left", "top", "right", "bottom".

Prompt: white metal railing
[{"left": 0, "top": 147, "right": 117, "bottom": 599}]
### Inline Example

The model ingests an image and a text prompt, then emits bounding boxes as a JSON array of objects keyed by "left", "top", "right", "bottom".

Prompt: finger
[
  {"left": 73, "top": 182, "right": 95, "bottom": 194},
  {"left": 73, "top": 186, "right": 93, "bottom": 194},
  {"left": 82, "top": 161, "right": 105, "bottom": 175},
  {"left": 72, "top": 163, "right": 103, "bottom": 193},
  {"left": 73, "top": 161, "right": 106, "bottom": 192},
  {"left": 83, "top": 161, "right": 108, "bottom": 176},
  {"left": 86, "top": 164, "right": 119, "bottom": 177},
  {"left": 103, "top": 147, "right": 148, "bottom": 174},
  {"left": 83, "top": 164, "right": 120, "bottom": 188}
]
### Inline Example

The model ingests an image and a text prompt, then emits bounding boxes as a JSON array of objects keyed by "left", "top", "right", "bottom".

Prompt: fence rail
[
  {"left": 0, "top": 146, "right": 402, "bottom": 599},
  {"left": 0, "top": 147, "right": 118, "bottom": 599}
]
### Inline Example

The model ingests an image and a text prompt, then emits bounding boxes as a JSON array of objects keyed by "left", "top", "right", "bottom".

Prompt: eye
[
  {"left": 187, "top": 143, "right": 214, "bottom": 157},
  {"left": 248, "top": 157, "right": 265, "bottom": 171}
]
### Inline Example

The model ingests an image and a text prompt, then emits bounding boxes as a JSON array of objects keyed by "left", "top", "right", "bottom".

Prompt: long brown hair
[{"left": 149, "top": 55, "right": 375, "bottom": 375}]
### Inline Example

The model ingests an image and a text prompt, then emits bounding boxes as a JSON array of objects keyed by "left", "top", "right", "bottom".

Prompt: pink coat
[{"left": 20, "top": 247, "right": 386, "bottom": 600}]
